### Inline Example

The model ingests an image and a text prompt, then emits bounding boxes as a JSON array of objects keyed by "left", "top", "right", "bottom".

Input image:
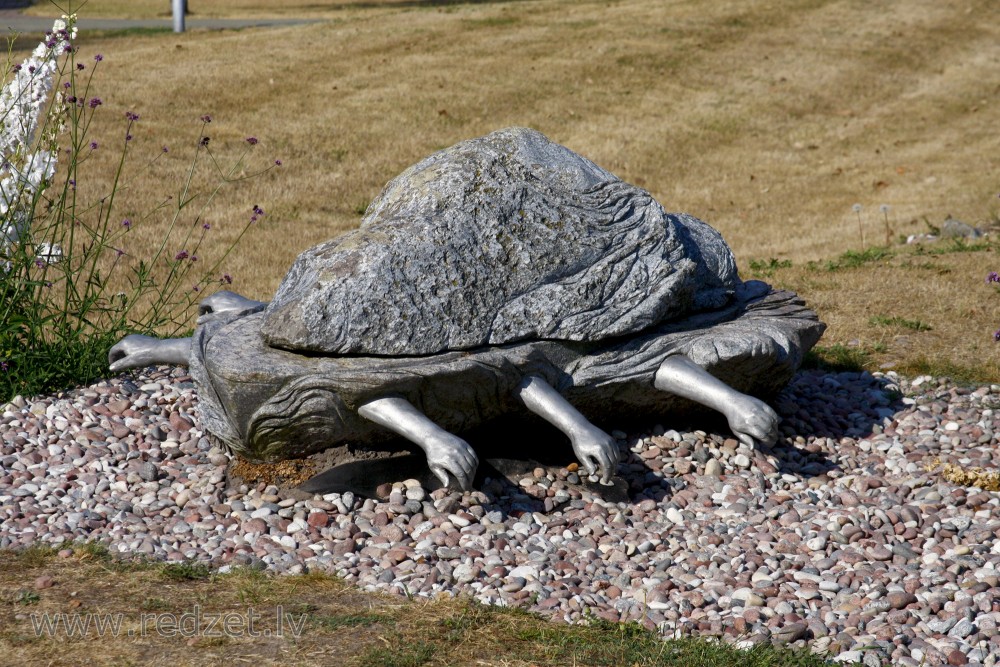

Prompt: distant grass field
[
  {"left": 2, "top": 1, "right": 1000, "bottom": 664},
  {"left": 17, "top": 0, "right": 999, "bottom": 381}
]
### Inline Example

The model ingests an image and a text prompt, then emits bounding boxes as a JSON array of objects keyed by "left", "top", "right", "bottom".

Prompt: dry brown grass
[
  {"left": 0, "top": 545, "right": 839, "bottom": 666},
  {"left": 0, "top": 545, "right": 396, "bottom": 666},
  {"left": 16, "top": 0, "right": 998, "bottom": 379}
]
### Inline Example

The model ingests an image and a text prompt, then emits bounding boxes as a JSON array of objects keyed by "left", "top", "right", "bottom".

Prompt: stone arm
[
  {"left": 357, "top": 396, "right": 479, "bottom": 491},
  {"left": 516, "top": 375, "right": 620, "bottom": 484},
  {"left": 653, "top": 354, "right": 779, "bottom": 448},
  {"left": 108, "top": 291, "right": 268, "bottom": 373},
  {"left": 108, "top": 335, "right": 192, "bottom": 372}
]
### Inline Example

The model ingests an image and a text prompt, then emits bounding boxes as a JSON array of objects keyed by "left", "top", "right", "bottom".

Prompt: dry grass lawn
[
  {"left": 15, "top": 0, "right": 1000, "bottom": 379},
  {"left": 16, "top": 0, "right": 999, "bottom": 379},
  {"left": 0, "top": 544, "right": 836, "bottom": 666}
]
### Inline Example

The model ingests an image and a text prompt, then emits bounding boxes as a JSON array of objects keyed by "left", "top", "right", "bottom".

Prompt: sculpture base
[{"left": 194, "top": 282, "right": 825, "bottom": 462}]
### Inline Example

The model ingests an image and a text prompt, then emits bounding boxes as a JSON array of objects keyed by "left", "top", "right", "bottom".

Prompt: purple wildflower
[
  {"left": 175, "top": 250, "right": 189, "bottom": 261},
  {"left": 125, "top": 111, "right": 139, "bottom": 121},
  {"left": 11, "top": 64, "right": 20, "bottom": 73},
  {"left": 995, "top": 329, "right": 1000, "bottom": 343},
  {"left": 987, "top": 272, "right": 1000, "bottom": 284},
  {"left": 63, "top": 81, "right": 71, "bottom": 89},
  {"left": 221, "top": 274, "right": 233, "bottom": 285},
  {"left": 76, "top": 63, "right": 85, "bottom": 71},
  {"left": 200, "top": 114, "right": 212, "bottom": 123},
  {"left": 89, "top": 141, "right": 98, "bottom": 150},
  {"left": 246, "top": 136, "right": 258, "bottom": 145},
  {"left": 94, "top": 54, "right": 103, "bottom": 62},
  {"left": 274, "top": 159, "right": 282, "bottom": 166},
  {"left": 162, "top": 146, "right": 169, "bottom": 153},
  {"left": 88, "top": 97, "right": 102, "bottom": 109},
  {"left": 202, "top": 223, "right": 211, "bottom": 230},
  {"left": 122, "top": 218, "right": 132, "bottom": 229},
  {"left": 199, "top": 136, "right": 210, "bottom": 147},
  {"left": 0, "top": 361, "right": 8, "bottom": 372},
  {"left": 125, "top": 134, "right": 133, "bottom": 142}
]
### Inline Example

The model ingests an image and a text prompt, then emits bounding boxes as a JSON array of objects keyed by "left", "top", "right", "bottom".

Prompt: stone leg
[
  {"left": 516, "top": 375, "right": 620, "bottom": 484},
  {"left": 357, "top": 396, "right": 479, "bottom": 491},
  {"left": 653, "top": 354, "right": 779, "bottom": 447}
]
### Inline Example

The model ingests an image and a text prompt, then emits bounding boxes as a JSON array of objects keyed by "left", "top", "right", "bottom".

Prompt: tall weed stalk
[{"left": 0, "top": 11, "right": 279, "bottom": 400}]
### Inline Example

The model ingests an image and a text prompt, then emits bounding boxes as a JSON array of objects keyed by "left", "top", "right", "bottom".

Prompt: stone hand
[
  {"left": 570, "top": 424, "right": 620, "bottom": 484},
  {"left": 108, "top": 334, "right": 191, "bottom": 372},
  {"left": 356, "top": 396, "right": 479, "bottom": 491},
  {"left": 515, "top": 375, "right": 620, "bottom": 484},
  {"left": 423, "top": 432, "right": 479, "bottom": 491},
  {"left": 724, "top": 394, "right": 780, "bottom": 448}
]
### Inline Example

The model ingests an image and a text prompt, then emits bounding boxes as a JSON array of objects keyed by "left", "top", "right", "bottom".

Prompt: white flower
[
  {"left": 0, "top": 16, "right": 75, "bottom": 265},
  {"left": 35, "top": 242, "right": 62, "bottom": 264}
]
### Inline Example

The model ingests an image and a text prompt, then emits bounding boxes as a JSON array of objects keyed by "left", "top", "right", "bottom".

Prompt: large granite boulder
[{"left": 262, "top": 127, "right": 738, "bottom": 356}]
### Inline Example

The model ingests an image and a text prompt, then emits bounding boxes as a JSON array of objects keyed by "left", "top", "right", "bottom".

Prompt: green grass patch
[
  {"left": 893, "top": 356, "right": 989, "bottom": 386},
  {"left": 868, "top": 315, "right": 932, "bottom": 332},
  {"left": 821, "top": 246, "right": 893, "bottom": 271},
  {"left": 463, "top": 16, "right": 520, "bottom": 28},
  {"left": 225, "top": 566, "right": 282, "bottom": 605},
  {"left": 140, "top": 596, "right": 173, "bottom": 612},
  {"left": 160, "top": 561, "right": 214, "bottom": 582},
  {"left": 358, "top": 641, "right": 437, "bottom": 667},
  {"left": 87, "top": 27, "right": 173, "bottom": 39},
  {"left": 4, "top": 544, "right": 58, "bottom": 568},
  {"left": 0, "top": 331, "right": 121, "bottom": 405},
  {"left": 365, "top": 601, "right": 846, "bottom": 667},
  {"left": 748, "top": 257, "right": 793, "bottom": 277},
  {"left": 311, "top": 611, "right": 395, "bottom": 631},
  {"left": 804, "top": 343, "right": 872, "bottom": 373},
  {"left": 915, "top": 238, "right": 992, "bottom": 255},
  {"left": 5, "top": 590, "right": 41, "bottom": 606}
]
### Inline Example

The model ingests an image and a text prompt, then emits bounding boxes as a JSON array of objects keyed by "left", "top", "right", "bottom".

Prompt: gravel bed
[{"left": 2, "top": 366, "right": 1000, "bottom": 666}]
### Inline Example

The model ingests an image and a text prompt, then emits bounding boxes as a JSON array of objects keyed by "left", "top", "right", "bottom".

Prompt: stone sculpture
[{"left": 110, "top": 127, "right": 825, "bottom": 491}]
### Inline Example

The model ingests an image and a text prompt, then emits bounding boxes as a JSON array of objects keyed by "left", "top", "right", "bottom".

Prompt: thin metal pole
[{"left": 172, "top": 0, "right": 185, "bottom": 33}]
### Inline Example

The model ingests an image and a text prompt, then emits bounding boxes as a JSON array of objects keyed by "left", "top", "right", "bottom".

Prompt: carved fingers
[
  {"left": 571, "top": 425, "right": 621, "bottom": 484},
  {"left": 108, "top": 334, "right": 161, "bottom": 372},
  {"left": 423, "top": 432, "right": 479, "bottom": 491},
  {"left": 725, "top": 394, "right": 780, "bottom": 448}
]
